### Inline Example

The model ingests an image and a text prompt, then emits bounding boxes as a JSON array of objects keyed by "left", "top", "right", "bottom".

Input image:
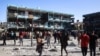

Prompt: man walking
[
  {"left": 89, "top": 31, "right": 98, "bottom": 56},
  {"left": 53, "top": 31, "right": 57, "bottom": 44},
  {"left": 60, "top": 30, "right": 69, "bottom": 56},
  {"left": 2, "top": 32, "right": 7, "bottom": 45},
  {"left": 78, "top": 31, "right": 90, "bottom": 56}
]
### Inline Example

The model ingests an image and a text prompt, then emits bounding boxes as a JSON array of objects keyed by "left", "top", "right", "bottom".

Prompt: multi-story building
[
  {"left": 83, "top": 12, "right": 100, "bottom": 35},
  {"left": 0, "top": 22, "right": 7, "bottom": 29},
  {"left": 72, "top": 20, "right": 84, "bottom": 31},
  {"left": 0, "top": 22, "right": 7, "bottom": 39},
  {"left": 7, "top": 5, "right": 74, "bottom": 32}
]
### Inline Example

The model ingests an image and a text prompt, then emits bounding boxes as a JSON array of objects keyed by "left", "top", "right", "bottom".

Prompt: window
[{"left": 18, "top": 11, "right": 25, "bottom": 16}]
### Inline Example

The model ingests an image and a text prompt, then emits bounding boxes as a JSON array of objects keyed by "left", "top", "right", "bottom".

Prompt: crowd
[
  {"left": 0, "top": 30, "right": 99, "bottom": 56},
  {"left": 34, "top": 30, "right": 69, "bottom": 56}
]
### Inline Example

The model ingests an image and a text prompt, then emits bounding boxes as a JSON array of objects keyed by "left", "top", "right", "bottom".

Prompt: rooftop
[
  {"left": 8, "top": 5, "right": 74, "bottom": 17},
  {"left": 83, "top": 12, "right": 100, "bottom": 17}
]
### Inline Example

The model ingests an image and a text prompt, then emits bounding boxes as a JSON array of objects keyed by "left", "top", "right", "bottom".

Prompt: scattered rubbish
[
  {"left": 13, "top": 48, "right": 19, "bottom": 50},
  {"left": 68, "top": 42, "right": 76, "bottom": 46},
  {"left": 49, "top": 49, "right": 57, "bottom": 52},
  {"left": 96, "top": 53, "right": 100, "bottom": 55}
]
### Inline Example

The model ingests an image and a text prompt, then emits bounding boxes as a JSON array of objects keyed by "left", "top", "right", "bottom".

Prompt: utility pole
[
  {"left": 31, "top": 23, "right": 33, "bottom": 46},
  {"left": 31, "top": 20, "right": 33, "bottom": 46}
]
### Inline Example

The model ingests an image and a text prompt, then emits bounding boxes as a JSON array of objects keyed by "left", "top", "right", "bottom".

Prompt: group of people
[
  {"left": 35, "top": 30, "right": 99, "bottom": 56},
  {"left": 35, "top": 30, "right": 69, "bottom": 56},
  {"left": 0, "top": 30, "right": 99, "bottom": 56},
  {"left": 0, "top": 31, "right": 27, "bottom": 46},
  {"left": 78, "top": 31, "right": 98, "bottom": 56}
]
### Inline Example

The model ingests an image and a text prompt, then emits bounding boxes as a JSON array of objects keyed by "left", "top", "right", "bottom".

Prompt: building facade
[
  {"left": 72, "top": 20, "right": 83, "bottom": 32},
  {"left": 0, "top": 22, "right": 7, "bottom": 30},
  {"left": 7, "top": 6, "right": 74, "bottom": 32},
  {"left": 83, "top": 12, "right": 100, "bottom": 35}
]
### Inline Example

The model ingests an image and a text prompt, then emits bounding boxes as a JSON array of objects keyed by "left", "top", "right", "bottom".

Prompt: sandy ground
[{"left": 0, "top": 37, "right": 99, "bottom": 56}]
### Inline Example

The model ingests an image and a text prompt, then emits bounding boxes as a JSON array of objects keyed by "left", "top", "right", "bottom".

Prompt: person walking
[
  {"left": 53, "top": 31, "right": 57, "bottom": 44},
  {"left": 46, "top": 31, "right": 51, "bottom": 48},
  {"left": 19, "top": 31, "right": 24, "bottom": 46},
  {"left": 60, "top": 30, "right": 69, "bottom": 56},
  {"left": 2, "top": 32, "right": 7, "bottom": 45},
  {"left": 57, "top": 31, "right": 60, "bottom": 44},
  {"left": 78, "top": 32, "right": 82, "bottom": 45},
  {"left": 36, "top": 31, "right": 39, "bottom": 51},
  {"left": 78, "top": 31, "right": 90, "bottom": 56},
  {"left": 10, "top": 31, "right": 16, "bottom": 45},
  {"left": 36, "top": 31, "right": 44, "bottom": 56},
  {"left": 89, "top": 31, "right": 98, "bottom": 56}
]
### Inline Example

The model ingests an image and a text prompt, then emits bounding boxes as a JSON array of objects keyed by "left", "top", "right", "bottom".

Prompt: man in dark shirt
[
  {"left": 2, "top": 32, "right": 7, "bottom": 45},
  {"left": 53, "top": 31, "right": 57, "bottom": 43},
  {"left": 60, "top": 30, "right": 69, "bottom": 56},
  {"left": 89, "top": 31, "right": 98, "bottom": 56}
]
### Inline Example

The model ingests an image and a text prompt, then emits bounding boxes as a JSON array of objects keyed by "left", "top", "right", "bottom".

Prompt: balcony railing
[
  {"left": 33, "top": 16, "right": 40, "bottom": 20},
  {"left": 17, "top": 15, "right": 28, "bottom": 18},
  {"left": 8, "top": 13, "right": 16, "bottom": 18}
]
